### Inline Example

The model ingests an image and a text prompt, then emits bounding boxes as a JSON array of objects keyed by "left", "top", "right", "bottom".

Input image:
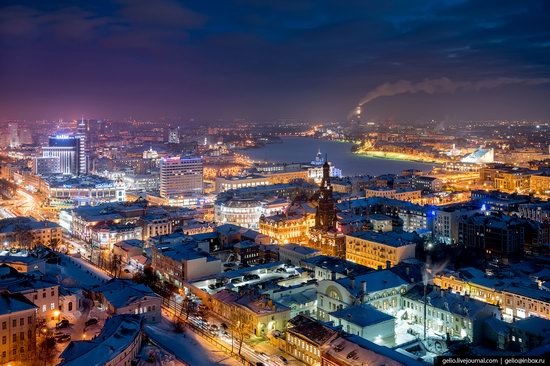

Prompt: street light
[{"left": 53, "top": 310, "right": 60, "bottom": 321}]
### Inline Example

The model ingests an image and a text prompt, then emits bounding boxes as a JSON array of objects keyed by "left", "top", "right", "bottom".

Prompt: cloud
[{"left": 115, "top": 0, "right": 206, "bottom": 28}]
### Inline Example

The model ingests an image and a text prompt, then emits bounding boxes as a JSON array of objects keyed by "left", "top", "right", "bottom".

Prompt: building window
[
  {"left": 1, "top": 322, "right": 5, "bottom": 330},
  {"left": 1, "top": 336, "right": 5, "bottom": 345},
  {"left": 12, "top": 319, "right": 16, "bottom": 328},
  {"left": 51, "top": 303, "right": 55, "bottom": 310},
  {"left": 20, "top": 318, "right": 24, "bottom": 326},
  {"left": 42, "top": 305, "right": 47, "bottom": 313}
]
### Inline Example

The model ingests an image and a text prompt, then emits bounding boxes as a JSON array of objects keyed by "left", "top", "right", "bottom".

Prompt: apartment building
[{"left": 0, "top": 293, "right": 37, "bottom": 365}]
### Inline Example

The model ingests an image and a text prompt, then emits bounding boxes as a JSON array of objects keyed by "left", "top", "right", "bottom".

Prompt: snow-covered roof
[
  {"left": 323, "top": 334, "right": 426, "bottom": 366},
  {"left": 330, "top": 304, "right": 394, "bottom": 328},
  {"left": 279, "top": 244, "right": 320, "bottom": 256},
  {"left": 92, "top": 279, "right": 160, "bottom": 309},
  {"left": 347, "top": 231, "right": 421, "bottom": 248},
  {"left": 405, "top": 285, "right": 498, "bottom": 320},
  {"left": 0, "top": 293, "right": 37, "bottom": 315},
  {"left": 336, "top": 269, "right": 408, "bottom": 296},
  {"left": 59, "top": 314, "right": 143, "bottom": 366}
]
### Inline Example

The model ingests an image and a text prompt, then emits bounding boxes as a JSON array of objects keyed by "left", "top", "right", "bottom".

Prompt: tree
[
  {"left": 37, "top": 330, "right": 57, "bottom": 365},
  {"left": 230, "top": 313, "right": 248, "bottom": 356},
  {"left": 49, "top": 238, "right": 60, "bottom": 252},
  {"left": 180, "top": 296, "right": 196, "bottom": 320}
]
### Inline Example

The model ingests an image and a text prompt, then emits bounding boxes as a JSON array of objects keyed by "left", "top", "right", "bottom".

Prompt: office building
[
  {"left": 76, "top": 118, "right": 88, "bottom": 175},
  {"left": 33, "top": 156, "right": 61, "bottom": 176},
  {"left": 42, "top": 135, "right": 81, "bottom": 175},
  {"left": 160, "top": 156, "right": 203, "bottom": 199}
]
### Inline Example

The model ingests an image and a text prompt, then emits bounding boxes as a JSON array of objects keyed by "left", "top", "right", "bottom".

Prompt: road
[{"left": 163, "top": 299, "right": 300, "bottom": 366}]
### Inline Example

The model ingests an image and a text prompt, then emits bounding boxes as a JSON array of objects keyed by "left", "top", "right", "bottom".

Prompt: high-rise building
[
  {"left": 76, "top": 117, "right": 88, "bottom": 174},
  {"left": 160, "top": 156, "right": 203, "bottom": 198},
  {"left": 7, "top": 122, "right": 20, "bottom": 148},
  {"left": 42, "top": 135, "right": 81, "bottom": 175},
  {"left": 168, "top": 128, "right": 180, "bottom": 144}
]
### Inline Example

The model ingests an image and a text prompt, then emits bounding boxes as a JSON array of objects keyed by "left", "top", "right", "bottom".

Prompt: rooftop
[
  {"left": 336, "top": 269, "right": 408, "bottom": 295},
  {"left": 347, "top": 231, "right": 421, "bottom": 248},
  {"left": 45, "top": 174, "right": 119, "bottom": 189},
  {"left": 92, "top": 279, "right": 160, "bottom": 309},
  {"left": 330, "top": 304, "right": 394, "bottom": 328},
  {"left": 302, "top": 255, "right": 372, "bottom": 277},
  {"left": 404, "top": 285, "right": 498, "bottom": 319},
  {"left": 59, "top": 314, "right": 143, "bottom": 366},
  {"left": 287, "top": 315, "right": 338, "bottom": 345},
  {"left": 0, "top": 217, "right": 60, "bottom": 234},
  {"left": 0, "top": 293, "right": 37, "bottom": 315},
  {"left": 279, "top": 244, "right": 320, "bottom": 256}
]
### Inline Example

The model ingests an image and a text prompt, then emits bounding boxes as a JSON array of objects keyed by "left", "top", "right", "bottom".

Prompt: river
[{"left": 240, "top": 137, "right": 436, "bottom": 176}]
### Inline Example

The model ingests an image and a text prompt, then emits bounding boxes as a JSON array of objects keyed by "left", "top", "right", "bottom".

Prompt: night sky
[{"left": 1, "top": 0, "right": 550, "bottom": 122}]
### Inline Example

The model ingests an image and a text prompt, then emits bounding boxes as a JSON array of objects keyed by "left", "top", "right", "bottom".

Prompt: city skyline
[{"left": 1, "top": 0, "right": 550, "bottom": 121}]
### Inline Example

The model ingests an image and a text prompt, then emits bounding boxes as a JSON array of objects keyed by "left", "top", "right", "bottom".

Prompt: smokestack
[
  {"left": 386, "top": 260, "right": 391, "bottom": 269},
  {"left": 350, "top": 276, "right": 355, "bottom": 290},
  {"left": 331, "top": 271, "right": 336, "bottom": 281},
  {"left": 356, "top": 77, "right": 550, "bottom": 110},
  {"left": 361, "top": 281, "right": 367, "bottom": 294}
]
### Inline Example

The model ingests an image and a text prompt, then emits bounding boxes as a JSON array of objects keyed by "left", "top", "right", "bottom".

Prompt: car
[
  {"left": 230, "top": 278, "right": 242, "bottom": 284},
  {"left": 56, "top": 334, "right": 71, "bottom": 343},
  {"left": 56, "top": 320, "right": 70, "bottom": 329},
  {"left": 277, "top": 355, "right": 288, "bottom": 364},
  {"left": 85, "top": 318, "right": 98, "bottom": 327},
  {"left": 209, "top": 324, "right": 219, "bottom": 332}
]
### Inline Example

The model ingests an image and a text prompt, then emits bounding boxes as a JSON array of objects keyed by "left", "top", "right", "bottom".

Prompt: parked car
[
  {"left": 56, "top": 334, "right": 71, "bottom": 343},
  {"left": 85, "top": 318, "right": 98, "bottom": 327},
  {"left": 277, "top": 355, "right": 288, "bottom": 364},
  {"left": 56, "top": 320, "right": 70, "bottom": 329}
]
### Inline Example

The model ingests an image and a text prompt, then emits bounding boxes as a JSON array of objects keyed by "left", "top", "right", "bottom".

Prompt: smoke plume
[{"left": 358, "top": 77, "right": 550, "bottom": 107}]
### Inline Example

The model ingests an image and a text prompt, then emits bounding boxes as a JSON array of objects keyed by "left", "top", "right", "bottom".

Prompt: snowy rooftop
[
  {"left": 347, "top": 231, "right": 421, "bottom": 248},
  {"left": 0, "top": 217, "right": 60, "bottom": 233},
  {"left": 156, "top": 242, "right": 218, "bottom": 262},
  {"left": 92, "top": 279, "right": 160, "bottom": 309},
  {"left": 279, "top": 243, "right": 320, "bottom": 256},
  {"left": 330, "top": 304, "right": 394, "bottom": 328},
  {"left": 323, "top": 334, "right": 426, "bottom": 366},
  {"left": 59, "top": 314, "right": 143, "bottom": 366},
  {"left": 405, "top": 285, "right": 498, "bottom": 319},
  {"left": 0, "top": 293, "right": 37, "bottom": 315},
  {"left": 336, "top": 269, "right": 408, "bottom": 296},
  {"left": 302, "top": 255, "right": 372, "bottom": 277},
  {"left": 287, "top": 315, "right": 338, "bottom": 345}
]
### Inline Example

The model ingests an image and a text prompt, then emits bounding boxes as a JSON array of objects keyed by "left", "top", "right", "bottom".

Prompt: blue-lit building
[{"left": 41, "top": 135, "right": 83, "bottom": 175}]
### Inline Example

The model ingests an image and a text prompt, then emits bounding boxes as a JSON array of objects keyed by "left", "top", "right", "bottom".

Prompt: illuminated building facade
[
  {"left": 160, "top": 156, "right": 204, "bottom": 198},
  {"left": 42, "top": 135, "right": 81, "bottom": 175},
  {"left": 345, "top": 231, "right": 419, "bottom": 269},
  {"left": 259, "top": 212, "right": 315, "bottom": 244}
]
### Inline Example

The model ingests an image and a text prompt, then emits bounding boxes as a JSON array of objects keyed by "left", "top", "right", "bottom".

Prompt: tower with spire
[
  {"left": 308, "top": 154, "right": 345, "bottom": 258},
  {"left": 315, "top": 156, "right": 336, "bottom": 231}
]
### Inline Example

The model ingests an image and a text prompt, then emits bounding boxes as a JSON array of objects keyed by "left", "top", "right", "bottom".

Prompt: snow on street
[{"left": 145, "top": 315, "right": 244, "bottom": 366}]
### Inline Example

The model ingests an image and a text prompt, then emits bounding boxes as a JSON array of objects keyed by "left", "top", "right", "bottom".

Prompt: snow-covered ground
[
  {"left": 139, "top": 343, "right": 187, "bottom": 366},
  {"left": 47, "top": 253, "right": 111, "bottom": 289},
  {"left": 145, "top": 316, "right": 244, "bottom": 366}
]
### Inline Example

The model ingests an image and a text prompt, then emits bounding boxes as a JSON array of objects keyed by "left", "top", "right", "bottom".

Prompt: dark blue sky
[{"left": 1, "top": 0, "right": 550, "bottom": 122}]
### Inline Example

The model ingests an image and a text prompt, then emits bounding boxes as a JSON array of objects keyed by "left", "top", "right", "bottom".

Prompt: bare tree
[{"left": 231, "top": 313, "right": 248, "bottom": 356}]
